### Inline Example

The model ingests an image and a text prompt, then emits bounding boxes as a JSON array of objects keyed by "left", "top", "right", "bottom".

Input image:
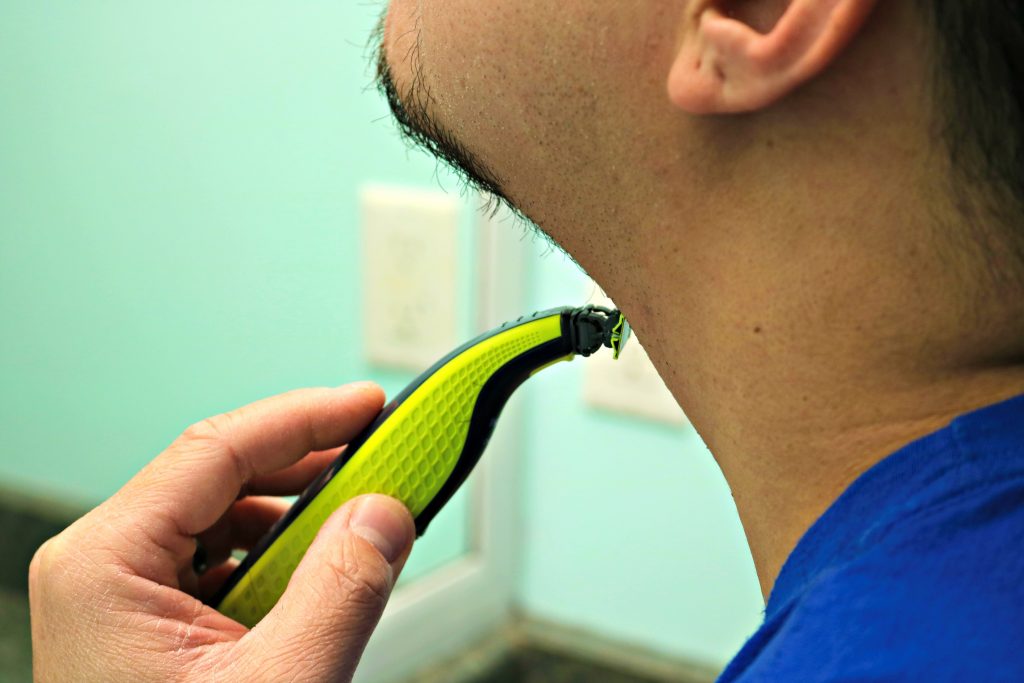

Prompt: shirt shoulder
[{"left": 720, "top": 470, "right": 1024, "bottom": 683}]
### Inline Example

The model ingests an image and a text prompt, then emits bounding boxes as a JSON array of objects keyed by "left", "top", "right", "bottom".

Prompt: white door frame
[{"left": 355, "top": 206, "right": 528, "bottom": 683}]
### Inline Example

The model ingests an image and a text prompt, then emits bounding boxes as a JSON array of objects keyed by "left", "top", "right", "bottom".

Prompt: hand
[{"left": 29, "top": 384, "right": 416, "bottom": 682}]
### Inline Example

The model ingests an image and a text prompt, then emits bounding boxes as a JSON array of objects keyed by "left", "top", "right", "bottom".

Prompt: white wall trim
[{"left": 355, "top": 203, "right": 528, "bottom": 683}]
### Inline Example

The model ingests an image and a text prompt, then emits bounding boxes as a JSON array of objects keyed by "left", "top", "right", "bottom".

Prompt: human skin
[
  {"left": 29, "top": 384, "right": 416, "bottom": 681},
  {"left": 378, "top": 0, "right": 1024, "bottom": 597}
]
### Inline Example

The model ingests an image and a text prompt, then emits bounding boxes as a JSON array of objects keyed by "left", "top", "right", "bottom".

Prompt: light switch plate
[
  {"left": 360, "top": 185, "right": 460, "bottom": 372},
  {"left": 582, "top": 287, "right": 688, "bottom": 425}
]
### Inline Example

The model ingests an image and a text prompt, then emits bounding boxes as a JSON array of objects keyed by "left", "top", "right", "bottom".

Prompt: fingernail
[
  {"left": 340, "top": 381, "right": 380, "bottom": 393},
  {"left": 349, "top": 495, "right": 413, "bottom": 565}
]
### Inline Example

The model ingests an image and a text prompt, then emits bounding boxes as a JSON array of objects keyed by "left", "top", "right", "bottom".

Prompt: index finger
[{"left": 117, "top": 383, "right": 385, "bottom": 539}]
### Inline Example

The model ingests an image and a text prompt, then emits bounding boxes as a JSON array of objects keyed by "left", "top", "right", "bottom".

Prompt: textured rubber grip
[{"left": 216, "top": 313, "right": 565, "bottom": 627}]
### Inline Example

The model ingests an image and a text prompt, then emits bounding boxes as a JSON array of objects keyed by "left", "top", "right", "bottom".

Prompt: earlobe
[{"left": 667, "top": 0, "right": 880, "bottom": 114}]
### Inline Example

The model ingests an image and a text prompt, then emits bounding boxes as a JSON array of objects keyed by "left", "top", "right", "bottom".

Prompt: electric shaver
[{"left": 213, "top": 304, "right": 631, "bottom": 626}]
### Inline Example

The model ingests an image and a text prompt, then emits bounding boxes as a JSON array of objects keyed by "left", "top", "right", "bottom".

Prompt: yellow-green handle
[{"left": 216, "top": 313, "right": 566, "bottom": 627}]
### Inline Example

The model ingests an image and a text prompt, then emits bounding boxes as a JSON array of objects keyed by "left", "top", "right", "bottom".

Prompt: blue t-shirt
[{"left": 718, "top": 393, "right": 1024, "bottom": 682}]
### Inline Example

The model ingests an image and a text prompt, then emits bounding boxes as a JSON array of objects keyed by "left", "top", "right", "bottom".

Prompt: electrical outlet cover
[{"left": 361, "top": 185, "right": 461, "bottom": 372}]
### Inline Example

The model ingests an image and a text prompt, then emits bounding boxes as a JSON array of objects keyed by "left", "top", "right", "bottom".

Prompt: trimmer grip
[{"left": 215, "top": 312, "right": 569, "bottom": 627}]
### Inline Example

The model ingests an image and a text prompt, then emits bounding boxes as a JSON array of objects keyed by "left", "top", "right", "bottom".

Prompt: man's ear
[{"left": 668, "top": 0, "right": 880, "bottom": 114}]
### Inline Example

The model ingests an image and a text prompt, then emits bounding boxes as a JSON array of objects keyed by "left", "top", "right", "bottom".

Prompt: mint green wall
[
  {"left": 1, "top": 2, "right": 764, "bottom": 669},
  {"left": 518, "top": 250, "right": 765, "bottom": 668},
  {"left": 0, "top": 1, "right": 472, "bottom": 582}
]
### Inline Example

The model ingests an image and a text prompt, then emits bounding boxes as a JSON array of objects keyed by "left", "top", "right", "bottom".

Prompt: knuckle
[
  {"left": 181, "top": 414, "right": 231, "bottom": 447},
  {"left": 27, "top": 538, "right": 52, "bottom": 589},
  {"left": 178, "top": 414, "right": 249, "bottom": 480},
  {"left": 325, "top": 536, "right": 392, "bottom": 609},
  {"left": 28, "top": 532, "right": 78, "bottom": 597}
]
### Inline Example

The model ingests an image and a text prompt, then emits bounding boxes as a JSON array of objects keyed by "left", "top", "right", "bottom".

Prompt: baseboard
[
  {"left": 406, "top": 615, "right": 720, "bottom": 683},
  {"left": 512, "top": 616, "right": 720, "bottom": 682}
]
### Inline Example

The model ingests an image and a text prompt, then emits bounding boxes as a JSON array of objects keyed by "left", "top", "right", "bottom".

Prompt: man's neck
[
  {"left": 610, "top": 196, "right": 1024, "bottom": 599},
  {"left": 715, "top": 370, "right": 1024, "bottom": 599}
]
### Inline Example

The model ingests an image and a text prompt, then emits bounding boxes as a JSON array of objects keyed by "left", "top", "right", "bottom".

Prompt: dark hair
[{"left": 922, "top": 2, "right": 1024, "bottom": 273}]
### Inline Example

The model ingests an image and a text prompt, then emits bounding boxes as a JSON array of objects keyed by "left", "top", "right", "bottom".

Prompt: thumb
[{"left": 238, "top": 494, "right": 415, "bottom": 681}]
